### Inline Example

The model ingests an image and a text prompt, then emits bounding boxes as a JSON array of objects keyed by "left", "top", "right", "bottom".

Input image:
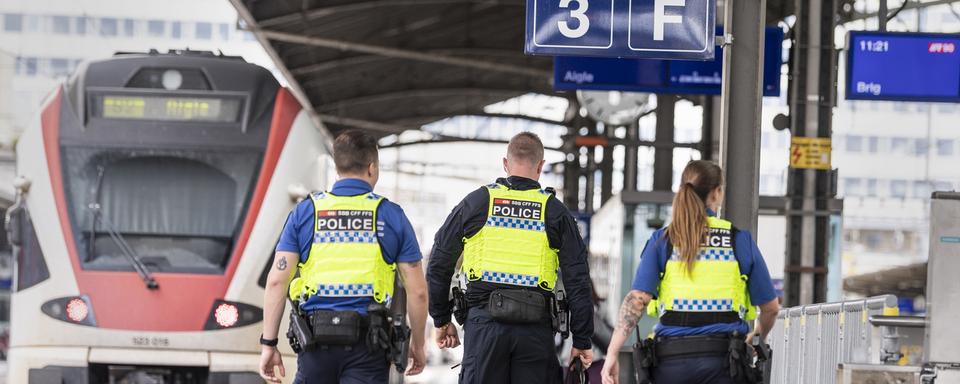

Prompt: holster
[
  {"left": 368, "top": 303, "right": 410, "bottom": 373},
  {"left": 631, "top": 337, "right": 657, "bottom": 384},
  {"left": 286, "top": 300, "right": 314, "bottom": 353},
  {"left": 552, "top": 289, "right": 570, "bottom": 339},
  {"left": 451, "top": 286, "right": 468, "bottom": 325},
  {"left": 727, "top": 333, "right": 768, "bottom": 384},
  {"left": 487, "top": 289, "right": 549, "bottom": 324}
]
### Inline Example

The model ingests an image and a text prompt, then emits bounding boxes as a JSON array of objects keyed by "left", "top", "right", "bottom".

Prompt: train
[{"left": 6, "top": 50, "right": 331, "bottom": 383}]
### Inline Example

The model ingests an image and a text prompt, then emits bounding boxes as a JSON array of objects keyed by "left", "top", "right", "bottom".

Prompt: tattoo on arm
[
  {"left": 276, "top": 257, "right": 288, "bottom": 271},
  {"left": 617, "top": 291, "right": 651, "bottom": 335}
]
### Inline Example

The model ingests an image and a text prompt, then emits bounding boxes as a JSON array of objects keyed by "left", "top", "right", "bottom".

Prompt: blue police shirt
[
  {"left": 631, "top": 210, "right": 777, "bottom": 337},
  {"left": 276, "top": 178, "right": 423, "bottom": 314}
]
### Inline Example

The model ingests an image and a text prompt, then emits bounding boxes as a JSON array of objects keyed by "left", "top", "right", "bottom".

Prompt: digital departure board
[
  {"left": 97, "top": 95, "right": 243, "bottom": 122},
  {"left": 847, "top": 31, "right": 960, "bottom": 102}
]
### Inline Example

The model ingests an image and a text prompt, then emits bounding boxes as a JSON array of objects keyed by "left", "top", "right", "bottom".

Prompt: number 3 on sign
[{"left": 558, "top": 0, "right": 589, "bottom": 38}]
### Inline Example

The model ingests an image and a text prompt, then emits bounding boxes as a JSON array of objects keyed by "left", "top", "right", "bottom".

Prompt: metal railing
[{"left": 768, "top": 295, "right": 899, "bottom": 384}]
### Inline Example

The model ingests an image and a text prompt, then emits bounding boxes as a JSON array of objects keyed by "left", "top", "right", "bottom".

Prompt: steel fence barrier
[{"left": 767, "top": 295, "right": 899, "bottom": 384}]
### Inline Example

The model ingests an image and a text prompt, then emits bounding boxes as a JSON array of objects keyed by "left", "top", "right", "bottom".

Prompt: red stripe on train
[{"left": 43, "top": 88, "right": 301, "bottom": 331}]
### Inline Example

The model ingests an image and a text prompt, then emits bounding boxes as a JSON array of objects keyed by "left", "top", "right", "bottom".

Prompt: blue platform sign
[
  {"left": 847, "top": 31, "right": 960, "bottom": 103},
  {"left": 554, "top": 27, "right": 784, "bottom": 96},
  {"left": 526, "top": 0, "right": 717, "bottom": 60}
]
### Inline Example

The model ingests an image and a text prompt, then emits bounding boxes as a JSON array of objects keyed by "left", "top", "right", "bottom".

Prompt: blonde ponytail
[{"left": 666, "top": 161, "right": 723, "bottom": 274}]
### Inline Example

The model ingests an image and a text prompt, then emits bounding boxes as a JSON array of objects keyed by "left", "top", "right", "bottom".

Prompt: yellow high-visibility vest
[
  {"left": 288, "top": 192, "right": 395, "bottom": 303},
  {"left": 462, "top": 184, "right": 559, "bottom": 291},
  {"left": 648, "top": 216, "right": 758, "bottom": 321}
]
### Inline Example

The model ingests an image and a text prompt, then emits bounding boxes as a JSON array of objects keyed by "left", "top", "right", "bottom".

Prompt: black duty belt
[
  {"left": 655, "top": 334, "right": 733, "bottom": 360},
  {"left": 660, "top": 311, "right": 741, "bottom": 327}
]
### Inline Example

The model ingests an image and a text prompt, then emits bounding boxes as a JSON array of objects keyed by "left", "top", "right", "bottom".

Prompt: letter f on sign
[{"left": 654, "top": 0, "right": 685, "bottom": 41}]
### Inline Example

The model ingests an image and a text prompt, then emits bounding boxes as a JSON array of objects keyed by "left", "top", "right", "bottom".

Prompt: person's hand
[
  {"left": 600, "top": 355, "right": 619, "bottom": 384},
  {"left": 745, "top": 331, "right": 760, "bottom": 357},
  {"left": 435, "top": 323, "right": 460, "bottom": 349},
  {"left": 569, "top": 347, "right": 594, "bottom": 369},
  {"left": 406, "top": 343, "right": 427, "bottom": 376},
  {"left": 259, "top": 346, "right": 285, "bottom": 383}
]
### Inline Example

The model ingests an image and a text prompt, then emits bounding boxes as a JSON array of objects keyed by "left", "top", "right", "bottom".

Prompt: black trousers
[
  {"left": 460, "top": 307, "right": 562, "bottom": 384},
  {"left": 293, "top": 343, "right": 389, "bottom": 384},
  {"left": 652, "top": 355, "right": 739, "bottom": 384}
]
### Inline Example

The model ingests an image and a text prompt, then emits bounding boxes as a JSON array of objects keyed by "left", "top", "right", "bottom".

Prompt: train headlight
[
  {"left": 204, "top": 300, "right": 263, "bottom": 330},
  {"left": 214, "top": 303, "right": 239, "bottom": 327},
  {"left": 161, "top": 69, "right": 183, "bottom": 90},
  {"left": 66, "top": 298, "right": 89, "bottom": 322},
  {"left": 42, "top": 296, "right": 97, "bottom": 327}
]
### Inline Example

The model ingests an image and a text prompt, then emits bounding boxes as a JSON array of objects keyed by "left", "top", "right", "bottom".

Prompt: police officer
[
  {"left": 600, "top": 160, "right": 780, "bottom": 384},
  {"left": 259, "top": 130, "right": 428, "bottom": 383},
  {"left": 427, "top": 132, "right": 595, "bottom": 383}
]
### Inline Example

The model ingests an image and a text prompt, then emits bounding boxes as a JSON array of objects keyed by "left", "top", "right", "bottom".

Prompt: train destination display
[{"left": 847, "top": 31, "right": 960, "bottom": 103}]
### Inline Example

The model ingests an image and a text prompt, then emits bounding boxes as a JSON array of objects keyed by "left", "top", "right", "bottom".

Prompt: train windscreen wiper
[{"left": 88, "top": 204, "right": 160, "bottom": 290}]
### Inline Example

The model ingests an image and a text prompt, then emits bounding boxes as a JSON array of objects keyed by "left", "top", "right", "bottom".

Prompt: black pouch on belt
[
  {"left": 310, "top": 310, "right": 362, "bottom": 345},
  {"left": 487, "top": 289, "right": 547, "bottom": 324}
]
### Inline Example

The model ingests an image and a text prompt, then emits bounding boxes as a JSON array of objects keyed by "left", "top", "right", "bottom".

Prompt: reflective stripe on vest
[
  {"left": 287, "top": 191, "right": 396, "bottom": 303},
  {"left": 647, "top": 216, "right": 758, "bottom": 321},
  {"left": 461, "top": 184, "right": 559, "bottom": 291}
]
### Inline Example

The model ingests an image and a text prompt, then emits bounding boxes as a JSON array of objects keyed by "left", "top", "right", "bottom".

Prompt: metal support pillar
[
  {"left": 624, "top": 122, "right": 640, "bottom": 192},
  {"left": 654, "top": 95, "right": 676, "bottom": 191},
  {"left": 785, "top": 0, "right": 837, "bottom": 306},
  {"left": 564, "top": 125, "right": 582, "bottom": 210},
  {"left": 718, "top": 0, "right": 766, "bottom": 235},
  {"left": 700, "top": 95, "right": 715, "bottom": 162},
  {"left": 583, "top": 123, "right": 598, "bottom": 213},
  {"left": 599, "top": 125, "right": 615, "bottom": 204},
  {"left": 879, "top": 0, "right": 888, "bottom": 31}
]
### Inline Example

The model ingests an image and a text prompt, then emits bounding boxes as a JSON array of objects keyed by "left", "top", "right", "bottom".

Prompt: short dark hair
[
  {"left": 333, "top": 130, "right": 379, "bottom": 175},
  {"left": 507, "top": 132, "right": 544, "bottom": 165}
]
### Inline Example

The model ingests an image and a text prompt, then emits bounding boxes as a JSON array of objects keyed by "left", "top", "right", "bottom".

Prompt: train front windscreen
[{"left": 58, "top": 55, "right": 278, "bottom": 276}]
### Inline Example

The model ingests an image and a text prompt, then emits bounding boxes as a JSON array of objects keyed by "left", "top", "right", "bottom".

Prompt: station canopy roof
[{"left": 230, "top": 0, "right": 564, "bottom": 143}]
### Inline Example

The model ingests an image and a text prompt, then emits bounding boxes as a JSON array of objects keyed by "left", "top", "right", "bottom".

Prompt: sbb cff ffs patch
[
  {"left": 316, "top": 210, "right": 375, "bottom": 231},
  {"left": 492, "top": 199, "right": 543, "bottom": 220}
]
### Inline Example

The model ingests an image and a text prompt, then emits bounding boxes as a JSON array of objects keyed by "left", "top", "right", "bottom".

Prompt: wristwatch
[{"left": 260, "top": 334, "right": 279, "bottom": 347}]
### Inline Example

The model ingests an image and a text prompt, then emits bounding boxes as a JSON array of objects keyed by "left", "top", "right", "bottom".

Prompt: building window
[
  {"left": 938, "top": 103, "right": 957, "bottom": 113},
  {"left": 933, "top": 181, "right": 954, "bottom": 192},
  {"left": 100, "top": 17, "right": 118, "bottom": 36},
  {"left": 914, "top": 139, "right": 928, "bottom": 156},
  {"left": 123, "top": 18, "right": 135, "bottom": 37},
  {"left": 147, "top": 20, "right": 164, "bottom": 37},
  {"left": 19, "top": 57, "right": 37, "bottom": 76},
  {"left": 3, "top": 13, "right": 23, "bottom": 32},
  {"left": 937, "top": 139, "right": 954, "bottom": 156},
  {"left": 891, "top": 137, "right": 909, "bottom": 155},
  {"left": 75, "top": 16, "right": 87, "bottom": 35},
  {"left": 195, "top": 22, "right": 212, "bottom": 40},
  {"left": 171, "top": 21, "right": 182, "bottom": 39},
  {"left": 890, "top": 179, "right": 907, "bottom": 198},
  {"left": 844, "top": 178, "right": 862, "bottom": 196},
  {"left": 846, "top": 135, "right": 863, "bottom": 153},
  {"left": 52, "top": 15, "right": 70, "bottom": 34},
  {"left": 866, "top": 178, "right": 878, "bottom": 197},
  {"left": 243, "top": 31, "right": 256, "bottom": 41},
  {"left": 50, "top": 58, "right": 70, "bottom": 77},
  {"left": 913, "top": 181, "right": 931, "bottom": 199},
  {"left": 25, "top": 15, "right": 39, "bottom": 32},
  {"left": 867, "top": 136, "right": 879, "bottom": 153},
  {"left": 894, "top": 102, "right": 909, "bottom": 112},
  {"left": 219, "top": 23, "right": 230, "bottom": 40}
]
